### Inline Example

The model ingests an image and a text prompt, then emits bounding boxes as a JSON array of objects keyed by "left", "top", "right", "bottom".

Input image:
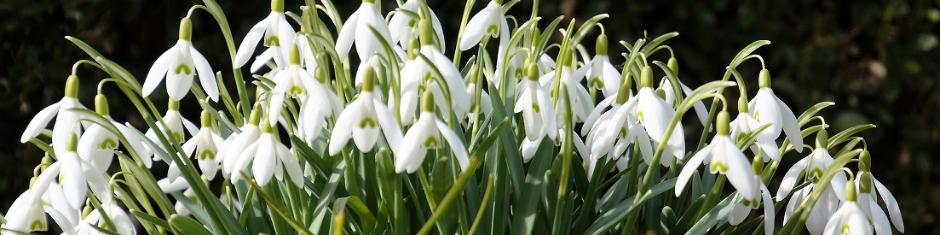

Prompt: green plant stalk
[
  {"left": 551, "top": 83, "right": 575, "bottom": 235},
  {"left": 469, "top": 174, "right": 496, "bottom": 234},
  {"left": 451, "top": 0, "right": 477, "bottom": 67}
]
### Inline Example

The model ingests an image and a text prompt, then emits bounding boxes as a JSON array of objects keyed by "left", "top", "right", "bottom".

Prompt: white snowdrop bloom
[
  {"left": 250, "top": 33, "right": 318, "bottom": 73},
  {"left": 267, "top": 43, "right": 320, "bottom": 127},
  {"left": 143, "top": 17, "right": 219, "bottom": 102},
  {"left": 144, "top": 102, "right": 198, "bottom": 165},
  {"left": 776, "top": 132, "right": 848, "bottom": 201},
  {"left": 660, "top": 78, "right": 708, "bottom": 127},
  {"left": 822, "top": 184, "right": 873, "bottom": 235},
  {"left": 231, "top": 122, "right": 304, "bottom": 186},
  {"left": 234, "top": 0, "right": 295, "bottom": 69},
  {"left": 460, "top": 0, "right": 510, "bottom": 85},
  {"left": 118, "top": 122, "right": 155, "bottom": 168},
  {"left": 586, "top": 34, "right": 621, "bottom": 98},
  {"left": 723, "top": 159, "right": 776, "bottom": 235},
  {"left": 395, "top": 92, "right": 469, "bottom": 173},
  {"left": 398, "top": 21, "right": 471, "bottom": 124},
  {"left": 465, "top": 69, "right": 493, "bottom": 120},
  {"left": 76, "top": 202, "right": 137, "bottom": 235},
  {"left": 584, "top": 95, "right": 654, "bottom": 166},
  {"left": 388, "top": 0, "right": 445, "bottom": 49},
  {"left": 77, "top": 94, "right": 122, "bottom": 171},
  {"left": 40, "top": 182, "right": 81, "bottom": 235},
  {"left": 1, "top": 162, "right": 60, "bottom": 234},
  {"left": 329, "top": 68, "right": 403, "bottom": 155},
  {"left": 537, "top": 57, "right": 593, "bottom": 122},
  {"left": 747, "top": 69, "right": 804, "bottom": 152},
  {"left": 633, "top": 66, "right": 685, "bottom": 163},
  {"left": 221, "top": 106, "right": 263, "bottom": 179},
  {"left": 854, "top": 152, "right": 904, "bottom": 234},
  {"left": 20, "top": 75, "right": 86, "bottom": 158},
  {"left": 182, "top": 111, "right": 225, "bottom": 179},
  {"left": 335, "top": 0, "right": 393, "bottom": 62},
  {"left": 676, "top": 111, "right": 759, "bottom": 203},
  {"left": 729, "top": 103, "right": 781, "bottom": 161},
  {"left": 515, "top": 64, "right": 557, "bottom": 143},
  {"left": 298, "top": 68, "right": 344, "bottom": 143}
]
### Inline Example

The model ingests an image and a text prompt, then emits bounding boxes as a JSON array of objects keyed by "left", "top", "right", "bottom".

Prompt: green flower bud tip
[
  {"left": 421, "top": 89, "right": 435, "bottom": 112},
  {"left": 168, "top": 100, "right": 180, "bottom": 111},
  {"left": 249, "top": 103, "right": 263, "bottom": 125},
  {"left": 362, "top": 67, "right": 376, "bottom": 92},
  {"left": 716, "top": 110, "right": 730, "bottom": 135},
  {"left": 200, "top": 110, "right": 213, "bottom": 127},
  {"left": 526, "top": 63, "right": 539, "bottom": 81},
  {"left": 419, "top": 18, "right": 434, "bottom": 46},
  {"left": 815, "top": 128, "right": 829, "bottom": 149},
  {"left": 65, "top": 75, "right": 79, "bottom": 98},
  {"left": 844, "top": 181, "right": 857, "bottom": 202},
  {"left": 858, "top": 172, "right": 873, "bottom": 193},
  {"left": 179, "top": 17, "right": 192, "bottom": 41},
  {"left": 615, "top": 70, "right": 633, "bottom": 104},
  {"left": 289, "top": 43, "right": 300, "bottom": 65},
  {"left": 737, "top": 97, "right": 749, "bottom": 113},
  {"left": 639, "top": 65, "right": 654, "bottom": 88},
  {"left": 859, "top": 150, "right": 871, "bottom": 172},
  {"left": 595, "top": 34, "right": 608, "bottom": 55},
  {"left": 667, "top": 57, "right": 679, "bottom": 74},
  {"left": 95, "top": 94, "right": 109, "bottom": 116},
  {"left": 66, "top": 133, "right": 78, "bottom": 152},
  {"left": 758, "top": 68, "right": 771, "bottom": 88},
  {"left": 271, "top": 0, "right": 284, "bottom": 13}
]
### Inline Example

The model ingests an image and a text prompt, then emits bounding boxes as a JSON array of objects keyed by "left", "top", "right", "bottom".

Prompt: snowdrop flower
[
  {"left": 388, "top": 0, "right": 445, "bottom": 49},
  {"left": 335, "top": 0, "right": 393, "bottom": 62},
  {"left": 515, "top": 64, "right": 556, "bottom": 143},
  {"left": 465, "top": 66, "right": 493, "bottom": 121},
  {"left": 398, "top": 20, "right": 471, "bottom": 124},
  {"left": 822, "top": 183, "right": 873, "bottom": 235},
  {"left": 855, "top": 151, "right": 904, "bottom": 234},
  {"left": 234, "top": 0, "right": 295, "bottom": 69},
  {"left": 232, "top": 122, "right": 304, "bottom": 186},
  {"left": 1, "top": 162, "right": 60, "bottom": 234},
  {"left": 776, "top": 130, "right": 847, "bottom": 201},
  {"left": 143, "top": 17, "right": 219, "bottom": 102},
  {"left": 586, "top": 34, "right": 621, "bottom": 98},
  {"left": 676, "top": 111, "right": 759, "bottom": 204},
  {"left": 267, "top": 43, "right": 319, "bottom": 127},
  {"left": 660, "top": 72, "right": 708, "bottom": 126},
  {"left": 584, "top": 93, "right": 654, "bottom": 166},
  {"left": 747, "top": 69, "right": 803, "bottom": 153},
  {"left": 298, "top": 68, "right": 344, "bottom": 143},
  {"left": 460, "top": 0, "right": 509, "bottom": 85},
  {"left": 221, "top": 106, "right": 263, "bottom": 179},
  {"left": 20, "top": 75, "right": 86, "bottom": 158},
  {"left": 145, "top": 101, "right": 197, "bottom": 156},
  {"left": 182, "top": 111, "right": 225, "bottom": 179},
  {"left": 396, "top": 91, "right": 469, "bottom": 173},
  {"left": 538, "top": 54, "right": 593, "bottom": 122},
  {"left": 329, "top": 67, "right": 403, "bottom": 155},
  {"left": 77, "top": 94, "right": 122, "bottom": 170},
  {"left": 634, "top": 66, "right": 685, "bottom": 163},
  {"left": 730, "top": 97, "right": 781, "bottom": 161},
  {"left": 724, "top": 158, "right": 776, "bottom": 235}
]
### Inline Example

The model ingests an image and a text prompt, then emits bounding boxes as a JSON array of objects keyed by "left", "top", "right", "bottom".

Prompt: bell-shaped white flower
[
  {"left": 776, "top": 131, "right": 847, "bottom": 201},
  {"left": 822, "top": 184, "right": 873, "bottom": 235},
  {"left": 335, "top": 0, "right": 393, "bottom": 62},
  {"left": 329, "top": 68, "right": 403, "bottom": 155},
  {"left": 232, "top": 122, "right": 304, "bottom": 186},
  {"left": 143, "top": 18, "right": 219, "bottom": 102},
  {"left": 854, "top": 152, "right": 904, "bottom": 234},
  {"left": 676, "top": 111, "right": 759, "bottom": 203},
  {"left": 460, "top": 0, "right": 510, "bottom": 85},
  {"left": 730, "top": 102, "right": 781, "bottom": 161},
  {"left": 515, "top": 64, "right": 556, "bottom": 143},
  {"left": 20, "top": 75, "right": 86, "bottom": 158},
  {"left": 74, "top": 201, "right": 137, "bottom": 235},
  {"left": 634, "top": 66, "right": 685, "bottom": 162},
  {"left": 221, "top": 106, "right": 263, "bottom": 179},
  {"left": 586, "top": 34, "right": 621, "bottom": 98},
  {"left": 267, "top": 43, "right": 321, "bottom": 127},
  {"left": 584, "top": 94, "right": 655, "bottom": 166},
  {"left": 747, "top": 69, "right": 803, "bottom": 152},
  {"left": 298, "top": 68, "right": 344, "bottom": 143},
  {"left": 40, "top": 182, "right": 81, "bottom": 235},
  {"left": 396, "top": 91, "right": 469, "bottom": 173},
  {"left": 538, "top": 56, "right": 593, "bottom": 122},
  {"left": 144, "top": 101, "right": 198, "bottom": 165},
  {"left": 234, "top": 0, "right": 295, "bottom": 69},
  {"left": 389, "top": 0, "right": 445, "bottom": 49},
  {"left": 723, "top": 159, "right": 776, "bottom": 235},
  {"left": 1, "top": 162, "right": 60, "bottom": 234},
  {"left": 398, "top": 22, "right": 471, "bottom": 124},
  {"left": 77, "top": 94, "right": 123, "bottom": 171},
  {"left": 182, "top": 111, "right": 225, "bottom": 179}
]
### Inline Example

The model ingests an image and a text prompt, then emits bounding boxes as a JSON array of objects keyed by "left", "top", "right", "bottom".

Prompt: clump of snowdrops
[{"left": 2, "top": 0, "right": 905, "bottom": 234}]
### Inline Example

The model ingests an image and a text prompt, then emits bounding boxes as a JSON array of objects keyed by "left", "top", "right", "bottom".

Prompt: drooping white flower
[
  {"left": 398, "top": 21, "right": 471, "bottom": 125},
  {"left": 538, "top": 57, "right": 593, "bottom": 122},
  {"left": 234, "top": 0, "right": 295, "bottom": 69},
  {"left": 329, "top": 68, "right": 403, "bottom": 155},
  {"left": 335, "top": 0, "right": 393, "bottom": 62},
  {"left": 232, "top": 122, "right": 304, "bottom": 187},
  {"left": 298, "top": 68, "right": 344, "bottom": 143},
  {"left": 460, "top": 1, "right": 510, "bottom": 85},
  {"left": 730, "top": 107, "right": 782, "bottom": 161},
  {"left": 72, "top": 201, "right": 137, "bottom": 235},
  {"left": 747, "top": 69, "right": 804, "bottom": 152},
  {"left": 676, "top": 111, "right": 759, "bottom": 203},
  {"left": 822, "top": 184, "right": 873, "bottom": 235},
  {"left": 77, "top": 94, "right": 124, "bottom": 171},
  {"left": 1, "top": 162, "right": 60, "bottom": 234},
  {"left": 182, "top": 111, "right": 225, "bottom": 179},
  {"left": 776, "top": 136, "right": 847, "bottom": 201},
  {"left": 515, "top": 64, "right": 556, "bottom": 143},
  {"left": 20, "top": 75, "right": 86, "bottom": 158},
  {"left": 221, "top": 106, "right": 263, "bottom": 179},
  {"left": 396, "top": 93, "right": 469, "bottom": 173},
  {"left": 586, "top": 34, "right": 621, "bottom": 98},
  {"left": 144, "top": 101, "right": 198, "bottom": 165},
  {"left": 267, "top": 43, "right": 321, "bottom": 127},
  {"left": 633, "top": 66, "right": 685, "bottom": 163},
  {"left": 584, "top": 95, "right": 655, "bottom": 166},
  {"left": 388, "top": 0, "right": 445, "bottom": 49},
  {"left": 143, "top": 17, "right": 219, "bottom": 102},
  {"left": 723, "top": 159, "right": 776, "bottom": 235},
  {"left": 854, "top": 152, "right": 904, "bottom": 234}
]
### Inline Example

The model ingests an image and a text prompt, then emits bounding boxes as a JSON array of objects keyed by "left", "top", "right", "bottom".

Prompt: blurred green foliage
[{"left": 1, "top": 0, "right": 937, "bottom": 232}]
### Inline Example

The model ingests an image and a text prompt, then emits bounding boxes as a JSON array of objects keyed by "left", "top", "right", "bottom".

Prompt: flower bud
[
  {"left": 315, "top": 67, "right": 328, "bottom": 83},
  {"left": 419, "top": 18, "right": 435, "bottom": 46},
  {"left": 65, "top": 75, "right": 80, "bottom": 98},
  {"left": 168, "top": 100, "right": 180, "bottom": 111},
  {"left": 595, "top": 34, "right": 608, "bottom": 55},
  {"left": 95, "top": 94, "right": 110, "bottom": 116},
  {"left": 362, "top": 67, "right": 376, "bottom": 92},
  {"left": 249, "top": 103, "right": 263, "bottom": 125},
  {"left": 737, "top": 97, "right": 748, "bottom": 113},
  {"left": 407, "top": 37, "right": 420, "bottom": 60},
  {"left": 639, "top": 65, "right": 653, "bottom": 88},
  {"left": 66, "top": 133, "right": 79, "bottom": 152},
  {"left": 716, "top": 110, "right": 730, "bottom": 135},
  {"left": 271, "top": 0, "right": 284, "bottom": 13},
  {"left": 752, "top": 152, "right": 765, "bottom": 173},
  {"left": 200, "top": 110, "right": 213, "bottom": 127},
  {"left": 758, "top": 68, "right": 771, "bottom": 88},
  {"left": 179, "top": 17, "right": 192, "bottom": 41},
  {"left": 858, "top": 172, "right": 873, "bottom": 193},
  {"left": 289, "top": 43, "right": 301, "bottom": 65},
  {"left": 844, "top": 181, "right": 857, "bottom": 202},
  {"left": 667, "top": 57, "right": 679, "bottom": 75},
  {"left": 858, "top": 149, "right": 871, "bottom": 172},
  {"left": 526, "top": 62, "right": 539, "bottom": 81}
]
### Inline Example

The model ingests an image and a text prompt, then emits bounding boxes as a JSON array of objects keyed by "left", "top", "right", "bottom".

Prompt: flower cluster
[{"left": 4, "top": 0, "right": 903, "bottom": 234}]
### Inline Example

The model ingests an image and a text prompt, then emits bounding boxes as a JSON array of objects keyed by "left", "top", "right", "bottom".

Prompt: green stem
[{"left": 417, "top": 157, "right": 482, "bottom": 235}]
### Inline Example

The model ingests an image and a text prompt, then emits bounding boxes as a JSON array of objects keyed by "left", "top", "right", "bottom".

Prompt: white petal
[
  {"left": 675, "top": 144, "right": 712, "bottom": 196},
  {"left": 761, "top": 185, "right": 775, "bottom": 235},
  {"left": 278, "top": 144, "right": 304, "bottom": 187},
  {"left": 721, "top": 138, "right": 759, "bottom": 201},
  {"left": 727, "top": 200, "right": 751, "bottom": 225},
  {"left": 253, "top": 135, "right": 276, "bottom": 185},
  {"left": 59, "top": 153, "right": 87, "bottom": 209},
  {"left": 190, "top": 47, "right": 219, "bottom": 102},
  {"left": 335, "top": 10, "right": 361, "bottom": 60},
  {"left": 234, "top": 17, "right": 269, "bottom": 67},
  {"left": 776, "top": 156, "right": 810, "bottom": 201},
  {"left": 144, "top": 49, "right": 174, "bottom": 97},
  {"left": 20, "top": 101, "right": 60, "bottom": 142},
  {"left": 328, "top": 100, "right": 361, "bottom": 155},
  {"left": 374, "top": 100, "right": 403, "bottom": 148},
  {"left": 775, "top": 97, "right": 803, "bottom": 152},
  {"left": 459, "top": 4, "right": 497, "bottom": 51},
  {"left": 436, "top": 120, "right": 469, "bottom": 171},
  {"left": 873, "top": 177, "right": 904, "bottom": 232}
]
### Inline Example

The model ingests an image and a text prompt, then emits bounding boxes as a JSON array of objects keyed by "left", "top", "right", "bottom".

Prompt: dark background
[{"left": 1, "top": 0, "right": 937, "bottom": 232}]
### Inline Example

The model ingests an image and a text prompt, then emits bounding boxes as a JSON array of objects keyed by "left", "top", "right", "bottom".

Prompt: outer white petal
[
  {"left": 720, "top": 137, "right": 759, "bottom": 201},
  {"left": 190, "top": 47, "right": 219, "bottom": 101},
  {"left": 761, "top": 185, "right": 775, "bottom": 235},
  {"left": 582, "top": 95, "right": 615, "bottom": 135},
  {"left": 144, "top": 49, "right": 174, "bottom": 97},
  {"left": 374, "top": 100, "right": 403, "bottom": 148},
  {"left": 234, "top": 17, "right": 270, "bottom": 67},
  {"left": 329, "top": 99, "right": 361, "bottom": 155},
  {"left": 59, "top": 153, "right": 87, "bottom": 209},
  {"left": 776, "top": 156, "right": 810, "bottom": 201},
  {"left": 459, "top": 4, "right": 496, "bottom": 51},
  {"left": 253, "top": 135, "right": 276, "bottom": 185},
  {"left": 278, "top": 144, "right": 304, "bottom": 187},
  {"left": 873, "top": 177, "right": 903, "bottom": 232},
  {"left": 20, "top": 101, "right": 60, "bottom": 142},
  {"left": 436, "top": 120, "right": 469, "bottom": 170},
  {"left": 538, "top": 89, "right": 558, "bottom": 140},
  {"left": 775, "top": 97, "right": 803, "bottom": 152},
  {"left": 396, "top": 114, "right": 435, "bottom": 173},
  {"left": 727, "top": 200, "right": 751, "bottom": 225},
  {"left": 675, "top": 144, "right": 712, "bottom": 196},
  {"left": 868, "top": 199, "right": 891, "bottom": 235},
  {"left": 334, "top": 10, "right": 361, "bottom": 60}
]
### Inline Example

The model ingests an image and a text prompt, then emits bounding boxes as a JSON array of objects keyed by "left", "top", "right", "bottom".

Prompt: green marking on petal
[
  {"left": 265, "top": 36, "right": 281, "bottom": 47},
  {"left": 421, "top": 136, "right": 439, "bottom": 149},
  {"left": 808, "top": 168, "right": 823, "bottom": 183},
  {"left": 710, "top": 161, "right": 728, "bottom": 174},
  {"left": 531, "top": 102, "right": 540, "bottom": 113},
  {"left": 637, "top": 111, "right": 645, "bottom": 123},
  {"left": 359, "top": 118, "right": 377, "bottom": 128},
  {"left": 589, "top": 77, "right": 605, "bottom": 89},
  {"left": 487, "top": 24, "right": 499, "bottom": 37},
  {"left": 289, "top": 85, "right": 304, "bottom": 96},
  {"left": 30, "top": 220, "right": 46, "bottom": 230},
  {"left": 841, "top": 224, "right": 851, "bottom": 234},
  {"left": 199, "top": 149, "right": 216, "bottom": 160},
  {"left": 175, "top": 64, "right": 192, "bottom": 75},
  {"left": 99, "top": 138, "right": 117, "bottom": 150}
]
